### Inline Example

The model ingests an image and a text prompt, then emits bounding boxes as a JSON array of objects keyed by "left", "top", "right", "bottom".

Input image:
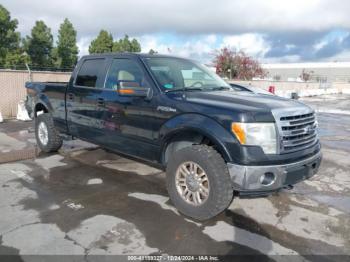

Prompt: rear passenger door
[{"left": 66, "top": 58, "right": 109, "bottom": 144}]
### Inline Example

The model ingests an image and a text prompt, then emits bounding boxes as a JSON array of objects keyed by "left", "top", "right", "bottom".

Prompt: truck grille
[{"left": 279, "top": 112, "right": 318, "bottom": 153}]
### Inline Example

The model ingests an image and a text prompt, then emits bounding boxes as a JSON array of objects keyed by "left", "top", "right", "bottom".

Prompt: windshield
[{"left": 143, "top": 57, "right": 231, "bottom": 92}]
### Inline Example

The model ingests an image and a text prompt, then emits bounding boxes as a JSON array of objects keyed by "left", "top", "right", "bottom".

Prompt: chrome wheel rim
[
  {"left": 175, "top": 161, "right": 210, "bottom": 206},
  {"left": 38, "top": 122, "right": 48, "bottom": 145}
]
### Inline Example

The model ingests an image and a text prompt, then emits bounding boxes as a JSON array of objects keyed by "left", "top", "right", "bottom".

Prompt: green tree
[
  {"left": 131, "top": 38, "right": 141, "bottom": 52},
  {"left": 4, "top": 48, "right": 30, "bottom": 69},
  {"left": 89, "top": 30, "right": 113, "bottom": 54},
  {"left": 56, "top": 18, "right": 78, "bottom": 69},
  {"left": 148, "top": 49, "right": 158, "bottom": 55},
  {"left": 50, "top": 47, "right": 60, "bottom": 68},
  {"left": 112, "top": 35, "right": 141, "bottom": 52},
  {"left": 25, "top": 20, "right": 53, "bottom": 68},
  {"left": 0, "top": 4, "right": 21, "bottom": 67}
]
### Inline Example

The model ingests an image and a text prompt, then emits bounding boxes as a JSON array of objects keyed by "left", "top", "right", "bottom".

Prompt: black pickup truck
[{"left": 25, "top": 53, "right": 322, "bottom": 220}]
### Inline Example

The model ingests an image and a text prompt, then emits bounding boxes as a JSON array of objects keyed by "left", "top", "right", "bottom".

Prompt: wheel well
[
  {"left": 163, "top": 130, "right": 226, "bottom": 165},
  {"left": 34, "top": 103, "right": 48, "bottom": 117}
]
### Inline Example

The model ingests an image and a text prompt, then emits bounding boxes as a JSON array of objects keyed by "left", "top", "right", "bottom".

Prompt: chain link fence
[{"left": 0, "top": 69, "right": 71, "bottom": 119}]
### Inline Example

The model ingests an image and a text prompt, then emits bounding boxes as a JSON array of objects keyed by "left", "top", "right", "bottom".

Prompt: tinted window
[
  {"left": 105, "top": 59, "right": 145, "bottom": 89},
  {"left": 76, "top": 59, "right": 105, "bottom": 87}
]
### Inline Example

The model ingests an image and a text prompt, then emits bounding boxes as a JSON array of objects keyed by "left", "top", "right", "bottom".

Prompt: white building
[{"left": 262, "top": 62, "right": 350, "bottom": 83}]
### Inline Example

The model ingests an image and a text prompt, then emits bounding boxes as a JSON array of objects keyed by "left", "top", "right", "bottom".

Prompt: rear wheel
[
  {"left": 166, "top": 145, "right": 234, "bottom": 220},
  {"left": 35, "top": 114, "right": 62, "bottom": 153}
]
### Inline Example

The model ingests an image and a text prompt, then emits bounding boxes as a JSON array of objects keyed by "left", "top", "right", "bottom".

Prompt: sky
[{"left": 2, "top": 0, "right": 350, "bottom": 64}]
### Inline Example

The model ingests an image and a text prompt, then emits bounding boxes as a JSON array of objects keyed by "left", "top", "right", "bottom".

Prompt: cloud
[
  {"left": 77, "top": 37, "right": 92, "bottom": 57},
  {"left": 2, "top": 0, "right": 350, "bottom": 62},
  {"left": 313, "top": 32, "right": 350, "bottom": 59},
  {"left": 139, "top": 34, "right": 217, "bottom": 62},
  {"left": 221, "top": 34, "right": 270, "bottom": 58},
  {"left": 3, "top": 0, "right": 350, "bottom": 36},
  {"left": 263, "top": 30, "right": 350, "bottom": 61}
]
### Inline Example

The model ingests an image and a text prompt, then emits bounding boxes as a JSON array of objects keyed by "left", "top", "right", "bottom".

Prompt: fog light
[{"left": 260, "top": 172, "right": 276, "bottom": 186}]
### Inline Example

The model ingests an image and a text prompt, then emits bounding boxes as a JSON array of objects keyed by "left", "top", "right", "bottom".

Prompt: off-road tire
[
  {"left": 35, "top": 113, "right": 62, "bottom": 153},
  {"left": 166, "top": 145, "right": 234, "bottom": 220}
]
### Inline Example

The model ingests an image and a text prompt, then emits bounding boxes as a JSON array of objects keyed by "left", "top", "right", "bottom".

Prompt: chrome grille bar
[
  {"left": 272, "top": 107, "right": 319, "bottom": 154},
  {"left": 280, "top": 118, "right": 315, "bottom": 127},
  {"left": 282, "top": 133, "right": 317, "bottom": 147}
]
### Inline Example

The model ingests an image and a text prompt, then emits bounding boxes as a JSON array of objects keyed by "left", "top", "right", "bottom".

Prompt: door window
[
  {"left": 105, "top": 59, "right": 145, "bottom": 90},
  {"left": 75, "top": 59, "right": 106, "bottom": 88}
]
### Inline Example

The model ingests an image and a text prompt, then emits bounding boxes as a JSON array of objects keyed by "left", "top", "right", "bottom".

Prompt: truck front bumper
[{"left": 227, "top": 151, "right": 322, "bottom": 196}]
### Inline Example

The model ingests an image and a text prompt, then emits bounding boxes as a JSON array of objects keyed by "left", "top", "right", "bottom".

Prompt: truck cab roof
[{"left": 80, "top": 52, "right": 185, "bottom": 60}]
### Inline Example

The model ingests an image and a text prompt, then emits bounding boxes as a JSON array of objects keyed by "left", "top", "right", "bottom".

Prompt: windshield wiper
[
  {"left": 165, "top": 87, "right": 203, "bottom": 93},
  {"left": 210, "top": 86, "right": 233, "bottom": 91}
]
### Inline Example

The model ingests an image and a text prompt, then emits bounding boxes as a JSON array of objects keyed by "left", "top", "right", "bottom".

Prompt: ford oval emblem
[{"left": 304, "top": 125, "right": 315, "bottom": 135}]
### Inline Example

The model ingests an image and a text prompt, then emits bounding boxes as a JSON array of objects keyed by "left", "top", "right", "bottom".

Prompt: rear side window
[{"left": 75, "top": 59, "right": 105, "bottom": 87}]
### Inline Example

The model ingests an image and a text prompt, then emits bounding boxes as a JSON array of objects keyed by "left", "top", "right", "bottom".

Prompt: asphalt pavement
[{"left": 0, "top": 94, "right": 349, "bottom": 262}]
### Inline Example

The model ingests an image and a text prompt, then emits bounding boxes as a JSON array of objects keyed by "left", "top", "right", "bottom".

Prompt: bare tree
[{"left": 300, "top": 69, "right": 314, "bottom": 82}]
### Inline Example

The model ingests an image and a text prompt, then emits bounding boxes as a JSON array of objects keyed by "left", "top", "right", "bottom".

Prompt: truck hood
[
  {"left": 172, "top": 90, "right": 312, "bottom": 122},
  {"left": 183, "top": 90, "right": 308, "bottom": 111}
]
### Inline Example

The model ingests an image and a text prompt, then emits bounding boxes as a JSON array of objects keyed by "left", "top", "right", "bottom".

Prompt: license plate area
[{"left": 284, "top": 159, "right": 319, "bottom": 185}]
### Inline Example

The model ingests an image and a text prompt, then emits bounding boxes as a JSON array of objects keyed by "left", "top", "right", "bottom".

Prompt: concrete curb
[
  {"left": 0, "top": 147, "right": 39, "bottom": 164},
  {"left": 315, "top": 108, "right": 350, "bottom": 115},
  {"left": 275, "top": 88, "right": 343, "bottom": 98}
]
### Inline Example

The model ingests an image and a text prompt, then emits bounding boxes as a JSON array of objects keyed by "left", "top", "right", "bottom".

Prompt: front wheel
[
  {"left": 35, "top": 113, "right": 63, "bottom": 153},
  {"left": 166, "top": 145, "right": 234, "bottom": 220}
]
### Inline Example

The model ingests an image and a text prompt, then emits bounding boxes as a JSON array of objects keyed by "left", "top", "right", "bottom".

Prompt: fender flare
[
  {"left": 159, "top": 113, "right": 238, "bottom": 163},
  {"left": 34, "top": 94, "right": 53, "bottom": 116}
]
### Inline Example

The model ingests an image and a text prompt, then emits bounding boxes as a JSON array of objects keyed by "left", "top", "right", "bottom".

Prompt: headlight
[{"left": 231, "top": 122, "right": 277, "bottom": 154}]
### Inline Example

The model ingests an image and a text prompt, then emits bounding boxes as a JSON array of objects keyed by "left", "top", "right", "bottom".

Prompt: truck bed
[
  {"left": 25, "top": 81, "right": 68, "bottom": 92},
  {"left": 25, "top": 81, "right": 68, "bottom": 126}
]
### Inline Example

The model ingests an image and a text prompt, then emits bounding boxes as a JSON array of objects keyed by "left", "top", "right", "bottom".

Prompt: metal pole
[{"left": 25, "top": 63, "right": 32, "bottom": 82}]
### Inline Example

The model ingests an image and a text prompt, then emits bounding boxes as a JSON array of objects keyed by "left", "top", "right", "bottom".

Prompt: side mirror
[{"left": 118, "top": 81, "right": 150, "bottom": 97}]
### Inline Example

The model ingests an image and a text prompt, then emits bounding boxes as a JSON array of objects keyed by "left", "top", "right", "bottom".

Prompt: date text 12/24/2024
[{"left": 127, "top": 255, "right": 219, "bottom": 261}]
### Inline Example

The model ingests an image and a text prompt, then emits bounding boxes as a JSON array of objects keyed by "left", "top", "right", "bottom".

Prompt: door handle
[
  {"left": 68, "top": 93, "right": 74, "bottom": 100},
  {"left": 97, "top": 98, "right": 105, "bottom": 107}
]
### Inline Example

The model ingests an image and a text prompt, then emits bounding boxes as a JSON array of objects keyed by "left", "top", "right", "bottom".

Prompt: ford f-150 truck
[{"left": 25, "top": 53, "right": 322, "bottom": 220}]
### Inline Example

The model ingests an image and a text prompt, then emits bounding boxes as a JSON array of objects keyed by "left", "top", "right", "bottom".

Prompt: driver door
[{"left": 99, "top": 57, "right": 160, "bottom": 161}]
